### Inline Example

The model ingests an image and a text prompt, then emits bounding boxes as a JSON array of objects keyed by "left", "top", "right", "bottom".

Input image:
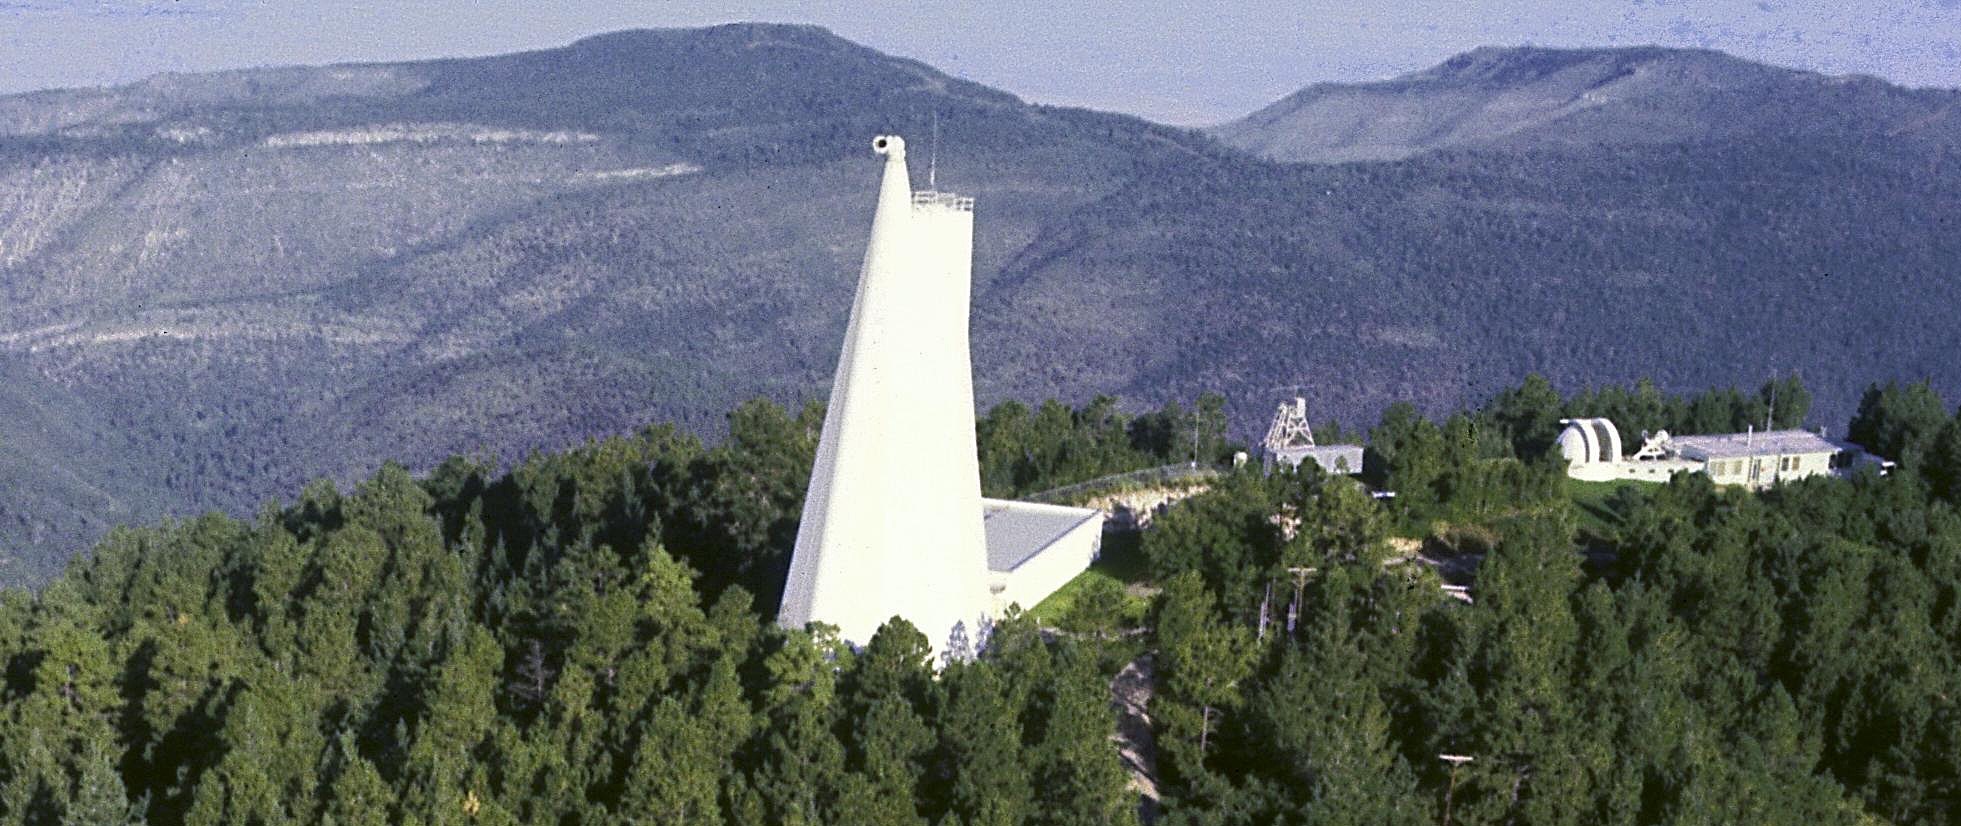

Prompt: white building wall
[{"left": 1701, "top": 451, "right": 1842, "bottom": 489}]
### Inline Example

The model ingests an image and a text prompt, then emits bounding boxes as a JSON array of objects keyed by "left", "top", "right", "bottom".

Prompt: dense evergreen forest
[
  {"left": 3, "top": 377, "right": 1961, "bottom": 824},
  {"left": 1135, "top": 376, "right": 1961, "bottom": 824}
]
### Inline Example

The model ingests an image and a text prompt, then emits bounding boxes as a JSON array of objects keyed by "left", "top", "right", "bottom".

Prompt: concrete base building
[{"left": 778, "top": 136, "right": 1102, "bottom": 659}]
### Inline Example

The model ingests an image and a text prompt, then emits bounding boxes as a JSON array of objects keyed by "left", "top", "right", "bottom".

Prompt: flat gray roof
[
  {"left": 982, "top": 500, "right": 1101, "bottom": 573},
  {"left": 1671, "top": 429, "right": 1856, "bottom": 460}
]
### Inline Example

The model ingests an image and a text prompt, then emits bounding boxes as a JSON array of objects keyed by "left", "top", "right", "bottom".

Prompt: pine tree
[
  {"left": 836, "top": 620, "right": 936, "bottom": 825},
  {"left": 621, "top": 697, "right": 723, "bottom": 823},
  {"left": 1758, "top": 374, "right": 1813, "bottom": 430},
  {"left": 320, "top": 732, "right": 394, "bottom": 826},
  {"left": 1847, "top": 381, "right": 1950, "bottom": 470},
  {"left": 1059, "top": 576, "right": 1129, "bottom": 645},
  {"left": 1292, "top": 475, "right": 1391, "bottom": 567},
  {"left": 1924, "top": 413, "right": 1961, "bottom": 504},
  {"left": 932, "top": 663, "right": 1032, "bottom": 826},
  {"left": 182, "top": 686, "right": 305, "bottom": 826},
  {"left": 1031, "top": 647, "right": 1136, "bottom": 826},
  {"left": 1481, "top": 374, "right": 1565, "bottom": 459},
  {"left": 750, "top": 628, "right": 849, "bottom": 825},
  {"left": 1451, "top": 513, "right": 1589, "bottom": 826},
  {"left": 1142, "top": 474, "right": 1280, "bottom": 617},
  {"left": 1366, "top": 403, "right": 1446, "bottom": 511},
  {"left": 1152, "top": 574, "right": 1254, "bottom": 788},
  {"left": 62, "top": 740, "right": 141, "bottom": 826},
  {"left": 397, "top": 626, "right": 503, "bottom": 824},
  {"left": 1246, "top": 643, "right": 1427, "bottom": 825}
]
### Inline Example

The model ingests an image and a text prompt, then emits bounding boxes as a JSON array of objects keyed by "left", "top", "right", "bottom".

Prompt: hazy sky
[{"left": 3, "top": 1, "right": 1956, "bottom": 125}]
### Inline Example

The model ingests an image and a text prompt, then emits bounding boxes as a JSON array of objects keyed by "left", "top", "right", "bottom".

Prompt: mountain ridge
[
  {"left": 1210, "top": 43, "right": 1961, "bottom": 162},
  {"left": 0, "top": 27, "right": 1956, "bottom": 587}
]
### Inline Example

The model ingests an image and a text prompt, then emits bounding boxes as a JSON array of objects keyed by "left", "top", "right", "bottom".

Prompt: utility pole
[
  {"left": 1439, "top": 754, "right": 1474, "bottom": 826},
  {"left": 1190, "top": 408, "right": 1200, "bottom": 468},
  {"left": 1285, "top": 566, "right": 1316, "bottom": 635},
  {"left": 1257, "top": 582, "right": 1272, "bottom": 641}
]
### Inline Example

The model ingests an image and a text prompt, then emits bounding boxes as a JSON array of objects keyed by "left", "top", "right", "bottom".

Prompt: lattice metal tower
[{"left": 1263, "top": 397, "right": 1318, "bottom": 454}]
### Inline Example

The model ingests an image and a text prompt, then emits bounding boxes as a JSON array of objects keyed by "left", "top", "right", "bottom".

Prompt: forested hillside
[
  {"left": 2, "top": 24, "right": 1957, "bottom": 587},
  {"left": 1126, "top": 376, "right": 1961, "bottom": 825},
  {"left": 4, "top": 380, "right": 1961, "bottom": 824},
  {"left": 0, "top": 403, "right": 1137, "bottom": 825}
]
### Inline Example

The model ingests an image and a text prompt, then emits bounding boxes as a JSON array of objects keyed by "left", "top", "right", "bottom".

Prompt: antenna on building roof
[{"left": 1765, "top": 378, "right": 1776, "bottom": 433}]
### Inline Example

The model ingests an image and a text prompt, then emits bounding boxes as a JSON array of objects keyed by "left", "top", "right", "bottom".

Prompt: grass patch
[
  {"left": 1027, "top": 531, "right": 1153, "bottom": 626},
  {"left": 1565, "top": 477, "right": 1650, "bottom": 537}
]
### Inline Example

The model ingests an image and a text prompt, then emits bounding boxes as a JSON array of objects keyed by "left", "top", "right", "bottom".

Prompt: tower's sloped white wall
[{"left": 778, "top": 136, "right": 993, "bottom": 658}]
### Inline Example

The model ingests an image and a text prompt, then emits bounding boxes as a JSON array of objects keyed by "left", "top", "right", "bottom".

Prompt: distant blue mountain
[{"left": 1210, "top": 44, "right": 1961, "bottom": 162}]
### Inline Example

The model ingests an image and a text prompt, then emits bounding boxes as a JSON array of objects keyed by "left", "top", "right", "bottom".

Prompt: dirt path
[{"left": 1110, "top": 653, "right": 1161, "bottom": 823}]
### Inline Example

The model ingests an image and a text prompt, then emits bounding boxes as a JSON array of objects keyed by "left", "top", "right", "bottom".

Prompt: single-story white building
[
  {"left": 1556, "top": 418, "right": 1890, "bottom": 488},
  {"left": 1669, "top": 429, "right": 1888, "bottom": 489},
  {"left": 981, "top": 498, "right": 1105, "bottom": 613}
]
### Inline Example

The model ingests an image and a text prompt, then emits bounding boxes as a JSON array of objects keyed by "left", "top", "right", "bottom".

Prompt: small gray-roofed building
[{"left": 980, "top": 498, "right": 1104, "bottom": 613}]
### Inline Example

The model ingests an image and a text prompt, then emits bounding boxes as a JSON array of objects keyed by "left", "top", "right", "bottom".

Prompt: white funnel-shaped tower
[{"left": 778, "top": 135, "right": 993, "bottom": 658}]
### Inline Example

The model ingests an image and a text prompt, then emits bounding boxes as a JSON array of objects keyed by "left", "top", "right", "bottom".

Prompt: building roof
[
  {"left": 981, "top": 499, "right": 1102, "bottom": 573},
  {"left": 1670, "top": 429, "right": 1857, "bottom": 460}
]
